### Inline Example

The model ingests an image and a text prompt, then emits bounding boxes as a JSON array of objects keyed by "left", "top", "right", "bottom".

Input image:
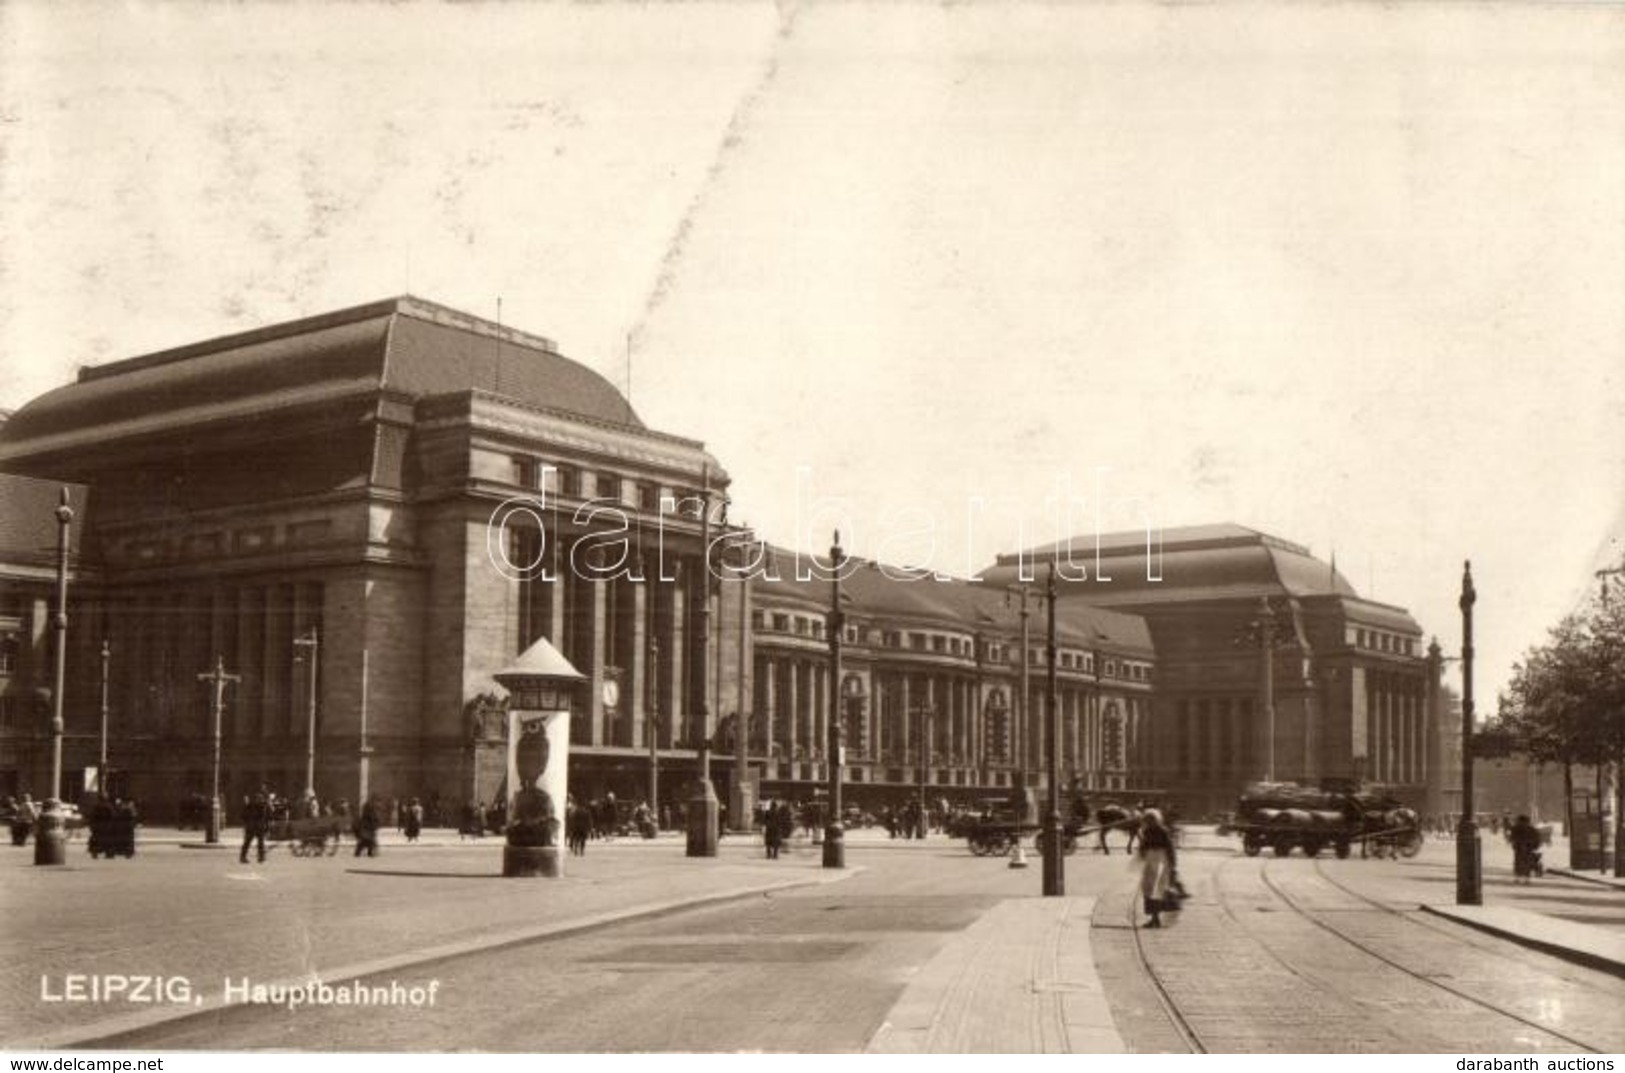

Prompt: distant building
[
  {"left": 983, "top": 525, "right": 1436, "bottom": 816},
  {"left": 743, "top": 549, "right": 1155, "bottom": 808}
]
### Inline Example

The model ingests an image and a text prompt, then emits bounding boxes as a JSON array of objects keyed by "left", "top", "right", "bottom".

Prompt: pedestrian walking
[
  {"left": 1138, "top": 808, "right": 1177, "bottom": 928},
  {"left": 240, "top": 788, "right": 270, "bottom": 864},
  {"left": 764, "top": 801, "right": 784, "bottom": 859},
  {"left": 567, "top": 797, "right": 591, "bottom": 856},
  {"left": 1509, "top": 813, "right": 1542, "bottom": 883},
  {"left": 10, "top": 794, "right": 37, "bottom": 846},
  {"left": 404, "top": 797, "right": 423, "bottom": 843},
  {"left": 354, "top": 797, "right": 381, "bottom": 857}
]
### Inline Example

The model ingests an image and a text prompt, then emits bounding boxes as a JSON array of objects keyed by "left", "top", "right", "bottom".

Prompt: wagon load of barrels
[{"left": 1229, "top": 781, "right": 1422, "bottom": 860}]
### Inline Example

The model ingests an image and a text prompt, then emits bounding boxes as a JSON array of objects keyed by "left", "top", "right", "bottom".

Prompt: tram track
[
  {"left": 1255, "top": 858, "right": 1603, "bottom": 1053},
  {"left": 1122, "top": 852, "right": 1611, "bottom": 1053},
  {"left": 1124, "top": 889, "right": 1208, "bottom": 1054}
]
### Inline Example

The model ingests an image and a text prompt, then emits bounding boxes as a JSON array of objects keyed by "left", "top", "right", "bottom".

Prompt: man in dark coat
[
  {"left": 354, "top": 797, "right": 381, "bottom": 857},
  {"left": 764, "top": 801, "right": 784, "bottom": 859},
  {"left": 1509, "top": 814, "right": 1542, "bottom": 883},
  {"left": 240, "top": 789, "right": 270, "bottom": 864}
]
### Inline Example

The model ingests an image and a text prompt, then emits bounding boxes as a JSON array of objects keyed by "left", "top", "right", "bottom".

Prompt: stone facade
[
  {"left": 0, "top": 301, "right": 1449, "bottom": 825},
  {"left": 982, "top": 525, "right": 1434, "bottom": 816}
]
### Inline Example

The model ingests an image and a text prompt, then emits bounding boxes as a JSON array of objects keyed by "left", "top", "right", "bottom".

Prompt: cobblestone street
[{"left": 5, "top": 826, "right": 1621, "bottom": 1053}]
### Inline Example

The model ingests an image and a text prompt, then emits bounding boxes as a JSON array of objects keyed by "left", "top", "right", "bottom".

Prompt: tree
[{"left": 1497, "top": 583, "right": 1625, "bottom": 874}]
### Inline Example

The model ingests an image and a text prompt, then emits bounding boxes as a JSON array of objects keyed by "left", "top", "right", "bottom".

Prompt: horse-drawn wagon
[{"left": 1228, "top": 782, "right": 1421, "bottom": 859}]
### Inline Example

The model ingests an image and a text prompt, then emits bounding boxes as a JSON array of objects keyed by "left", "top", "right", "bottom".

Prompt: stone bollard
[{"left": 34, "top": 799, "right": 67, "bottom": 866}]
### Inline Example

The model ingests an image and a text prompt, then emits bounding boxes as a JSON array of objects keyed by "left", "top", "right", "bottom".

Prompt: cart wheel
[
  {"left": 1063, "top": 834, "right": 1078, "bottom": 857},
  {"left": 1302, "top": 838, "right": 1324, "bottom": 859},
  {"left": 1243, "top": 834, "right": 1263, "bottom": 857},
  {"left": 1272, "top": 838, "right": 1294, "bottom": 857},
  {"left": 1397, "top": 832, "right": 1422, "bottom": 858},
  {"left": 1334, "top": 840, "right": 1351, "bottom": 859}
]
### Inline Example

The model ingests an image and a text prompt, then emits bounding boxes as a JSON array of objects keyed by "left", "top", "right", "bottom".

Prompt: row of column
[
  {"left": 756, "top": 655, "right": 832, "bottom": 761},
  {"left": 101, "top": 582, "right": 324, "bottom": 744},
  {"left": 1170, "top": 696, "right": 1252, "bottom": 784},
  {"left": 516, "top": 531, "right": 700, "bottom": 752},
  {"left": 745, "top": 655, "right": 1143, "bottom": 787},
  {"left": 1368, "top": 673, "right": 1426, "bottom": 784}
]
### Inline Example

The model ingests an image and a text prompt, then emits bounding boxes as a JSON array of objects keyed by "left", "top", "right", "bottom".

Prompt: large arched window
[{"left": 1102, "top": 700, "right": 1126, "bottom": 771}]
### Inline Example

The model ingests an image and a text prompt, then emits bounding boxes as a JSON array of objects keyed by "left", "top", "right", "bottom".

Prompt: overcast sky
[{"left": 2, "top": 1, "right": 1621, "bottom": 709}]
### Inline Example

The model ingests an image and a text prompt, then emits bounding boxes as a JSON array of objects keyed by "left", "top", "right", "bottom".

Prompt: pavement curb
[
  {"left": 1419, "top": 903, "right": 1625, "bottom": 980},
  {"left": 1547, "top": 868, "right": 1625, "bottom": 890},
  {"left": 18, "top": 865, "right": 861, "bottom": 1051}
]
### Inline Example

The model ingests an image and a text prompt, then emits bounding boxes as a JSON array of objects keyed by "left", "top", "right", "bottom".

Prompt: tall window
[{"left": 0, "top": 635, "right": 16, "bottom": 677}]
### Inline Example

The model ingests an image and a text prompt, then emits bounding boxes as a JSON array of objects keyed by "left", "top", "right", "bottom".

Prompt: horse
[{"left": 1092, "top": 803, "right": 1142, "bottom": 855}]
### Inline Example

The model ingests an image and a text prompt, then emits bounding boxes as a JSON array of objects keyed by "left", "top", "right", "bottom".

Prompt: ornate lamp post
[
  {"left": 1456, "top": 561, "right": 1482, "bottom": 905},
  {"left": 98, "top": 640, "right": 110, "bottom": 788},
  {"left": 1235, "top": 597, "right": 1292, "bottom": 782},
  {"left": 1004, "top": 583, "right": 1041, "bottom": 827},
  {"left": 293, "top": 628, "right": 319, "bottom": 798},
  {"left": 33, "top": 489, "right": 73, "bottom": 866},
  {"left": 1041, "top": 562, "right": 1065, "bottom": 896},
  {"left": 648, "top": 634, "right": 660, "bottom": 824},
  {"left": 915, "top": 703, "right": 933, "bottom": 839},
  {"left": 197, "top": 656, "right": 240, "bottom": 845},
  {"left": 686, "top": 478, "right": 720, "bottom": 857},
  {"left": 823, "top": 531, "right": 846, "bottom": 869}
]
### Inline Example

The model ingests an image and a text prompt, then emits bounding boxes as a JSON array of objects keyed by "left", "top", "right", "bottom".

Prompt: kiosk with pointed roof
[{"left": 494, "top": 638, "right": 584, "bottom": 878}]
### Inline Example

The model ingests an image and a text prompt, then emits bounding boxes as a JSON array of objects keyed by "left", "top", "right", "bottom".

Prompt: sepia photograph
[{"left": 1, "top": 0, "right": 1622, "bottom": 1061}]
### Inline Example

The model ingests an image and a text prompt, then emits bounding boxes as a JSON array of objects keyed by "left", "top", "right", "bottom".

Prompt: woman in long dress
[{"left": 1138, "top": 809, "right": 1177, "bottom": 928}]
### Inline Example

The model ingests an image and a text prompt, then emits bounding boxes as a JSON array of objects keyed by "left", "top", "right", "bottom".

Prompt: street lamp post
[
  {"left": 1456, "top": 561, "right": 1482, "bottom": 905},
  {"left": 198, "top": 656, "right": 240, "bottom": 844},
  {"left": 98, "top": 640, "right": 110, "bottom": 785},
  {"left": 686, "top": 477, "right": 720, "bottom": 857},
  {"left": 1042, "top": 562, "right": 1064, "bottom": 897},
  {"left": 648, "top": 635, "right": 660, "bottom": 824},
  {"left": 33, "top": 489, "right": 73, "bottom": 866},
  {"left": 915, "top": 704, "right": 932, "bottom": 839},
  {"left": 1004, "top": 584, "right": 1040, "bottom": 827},
  {"left": 1235, "top": 597, "right": 1291, "bottom": 782},
  {"left": 823, "top": 531, "right": 846, "bottom": 869},
  {"left": 293, "top": 628, "right": 319, "bottom": 798}
]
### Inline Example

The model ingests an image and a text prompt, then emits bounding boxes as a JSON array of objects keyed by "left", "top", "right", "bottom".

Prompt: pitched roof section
[
  {"left": 982, "top": 523, "right": 1421, "bottom": 632},
  {"left": 752, "top": 548, "right": 1154, "bottom": 654},
  {"left": 986, "top": 523, "right": 1356, "bottom": 601},
  {"left": 0, "top": 296, "right": 643, "bottom": 461}
]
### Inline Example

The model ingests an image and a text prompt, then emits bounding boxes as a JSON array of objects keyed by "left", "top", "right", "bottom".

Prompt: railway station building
[
  {"left": 982, "top": 526, "right": 1439, "bottom": 817},
  {"left": 0, "top": 298, "right": 1448, "bottom": 823}
]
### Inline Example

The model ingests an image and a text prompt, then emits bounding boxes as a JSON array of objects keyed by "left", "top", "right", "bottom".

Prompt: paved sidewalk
[
  {"left": 866, "top": 896, "right": 1124, "bottom": 1054},
  {"left": 1421, "top": 903, "right": 1625, "bottom": 978},
  {"left": 4, "top": 843, "right": 855, "bottom": 1051}
]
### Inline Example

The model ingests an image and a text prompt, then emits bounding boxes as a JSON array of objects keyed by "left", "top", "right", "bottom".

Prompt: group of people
[
  {"left": 236, "top": 787, "right": 385, "bottom": 863},
  {"left": 4, "top": 793, "right": 40, "bottom": 845},
  {"left": 760, "top": 800, "right": 797, "bottom": 858}
]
